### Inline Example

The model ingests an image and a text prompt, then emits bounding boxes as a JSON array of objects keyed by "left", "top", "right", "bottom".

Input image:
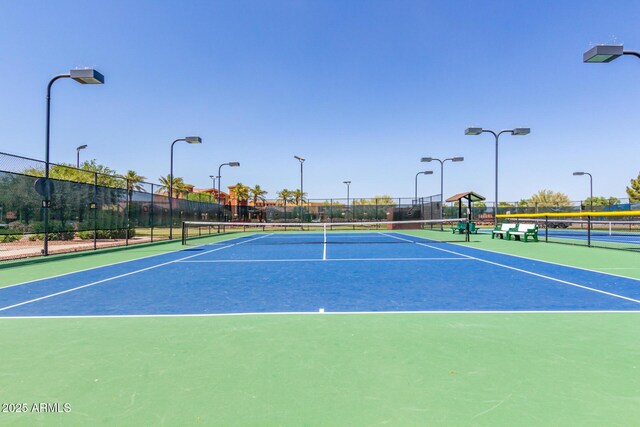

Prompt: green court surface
[{"left": 1, "top": 232, "right": 640, "bottom": 425}]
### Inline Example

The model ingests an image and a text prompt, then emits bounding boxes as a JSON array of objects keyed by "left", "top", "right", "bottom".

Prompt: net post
[
  {"left": 545, "top": 216, "right": 548, "bottom": 242},
  {"left": 181, "top": 222, "right": 186, "bottom": 245},
  {"left": 587, "top": 215, "right": 591, "bottom": 247}
]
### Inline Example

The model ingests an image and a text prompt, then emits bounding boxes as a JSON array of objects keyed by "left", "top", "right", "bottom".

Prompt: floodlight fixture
[
  {"left": 169, "top": 136, "right": 202, "bottom": 238},
  {"left": 512, "top": 128, "right": 530, "bottom": 136},
  {"left": 43, "top": 68, "right": 105, "bottom": 255},
  {"left": 414, "top": 171, "right": 433, "bottom": 206},
  {"left": 573, "top": 171, "right": 594, "bottom": 214},
  {"left": 465, "top": 127, "right": 483, "bottom": 135},
  {"left": 465, "top": 126, "right": 531, "bottom": 225},
  {"left": 420, "top": 156, "right": 464, "bottom": 221},
  {"left": 343, "top": 181, "right": 351, "bottom": 220},
  {"left": 70, "top": 68, "right": 105, "bottom": 84},
  {"left": 294, "top": 156, "right": 306, "bottom": 205},
  {"left": 217, "top": 162, "right": 241, "bottom": 206},
  {"left": 76, "top": 144, "right": 88, "bottom": 168},
  {"left": 583, "top": 45, "right": 624, "bottom": 63}
]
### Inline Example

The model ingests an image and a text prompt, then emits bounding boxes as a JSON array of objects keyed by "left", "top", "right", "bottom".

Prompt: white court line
[
  {"left": 442, "top": 234, "right": 640, "bottom": 283},
  {"left": 0, "top": 234, "right": 272, "bottom": 313},
  {"left": 177, "top": 257, "right": 471, "bottom": 263},
  {"left": 379, "top": 232, "right": 640, "bottom": 305},
  {"left": 323, "top": 224, "right": 327, "bottom": 260},
  {"left": 3, "top": 309, "right": 640, "bottom": 320},
  {"left": 0, "top": 233, "right": 250, "bottom": 291}
]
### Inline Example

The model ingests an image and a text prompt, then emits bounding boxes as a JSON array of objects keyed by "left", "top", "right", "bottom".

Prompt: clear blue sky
[{"left": 1, "top": 0, "right": 638, "bottom": 203}]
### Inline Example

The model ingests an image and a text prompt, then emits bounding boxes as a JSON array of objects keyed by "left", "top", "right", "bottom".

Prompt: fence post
[
  {"left": 150, "top": 183, "right": 154, "bottom": 242},
  {"left": 126, "top": 178, "right": 131, "bottom": 246},
  {"left": 93, "top": 172, "right": 98, "bottom": 250}
]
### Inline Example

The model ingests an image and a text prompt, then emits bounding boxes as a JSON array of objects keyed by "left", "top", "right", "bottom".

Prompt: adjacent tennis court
[{"left": 2, "top": 226, "right": 640, "bottom": 425}]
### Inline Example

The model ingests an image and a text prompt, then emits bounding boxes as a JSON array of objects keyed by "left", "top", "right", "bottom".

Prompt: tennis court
[
  {"left": 3, "top": 227, "right": 640, "bottom": 317},
  {"left": 2, "top": 225, "right": 640, "bottom": 425}
]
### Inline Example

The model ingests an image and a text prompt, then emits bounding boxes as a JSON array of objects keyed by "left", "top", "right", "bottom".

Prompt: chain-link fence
[
  {"left": 0, "top": 152, "right": 226, "bottom": 261},
  {"left": 461, "top": 200, "right": 638, "bottom": 224},
  {"left": 253, "top": 196, "right": 442, "bottom": 223}
]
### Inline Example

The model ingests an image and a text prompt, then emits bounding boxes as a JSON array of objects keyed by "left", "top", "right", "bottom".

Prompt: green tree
[
  {"left": 23, "top": 160, "right": 122, "bottom": 188},
  {"left": 352, "top": 195, "right": 395, "bottom": 205},
  {"left": 249, "top": 185, "right": 268, "bottom": 206},
  {"left": 584, "top": 196, "right": 621, "bottom": 206},
  {"left": 627, "top": 172, "right": 640, "bottom": 203},
  {"left": 526, "top": 190, "right": 572, "bottom": 206}
]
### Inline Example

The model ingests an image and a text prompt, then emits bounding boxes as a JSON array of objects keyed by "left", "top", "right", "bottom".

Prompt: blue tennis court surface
[
  {"left": 480, "top": 227, "right": 640, "bottom": 245},
  {"left": 2, "top": 232, "right": 640, "bottom": 317},
  {"left": 540, "top": 228, "right": 640, "bottom": 245}
]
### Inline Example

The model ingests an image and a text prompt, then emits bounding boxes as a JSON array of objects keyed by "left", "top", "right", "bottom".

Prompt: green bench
[
  {"left": 451, "top": 221, "right": 478, "bottom": 234},
  {"left": 507, "top": 223, "right": 539, "bottom": 242},
  {"left": 492, "top": 223, "right": 517, "bottom": 239}
]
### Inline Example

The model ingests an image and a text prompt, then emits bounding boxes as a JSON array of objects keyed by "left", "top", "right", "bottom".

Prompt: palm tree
[
  {"left": 292, "top": 189, "right": 307, "bottom": 205},
  {"left": 276, "top": 189, "right": 294, "bottom": 206},
  {"left": 234, "top": 183, "right": 251, "bottom": 202},
  {"left": 249, "top": 185, "right": 268, "bottom": 206},
  {"left": 157, "top": 174, "right": 186, "bottom": 197},
  {"left": 124, "top": 170, "right": 146, "bottom": 192}
]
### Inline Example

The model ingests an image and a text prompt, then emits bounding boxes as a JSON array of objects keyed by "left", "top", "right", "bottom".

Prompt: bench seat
[
  {"left": 492, "top": 223, "right": 516, "bottom": 239},
  {"left": 507, "top": 223, "right": 538, "bottom": 242}
]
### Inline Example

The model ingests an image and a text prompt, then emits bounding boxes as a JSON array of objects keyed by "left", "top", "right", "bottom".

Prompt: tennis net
[
  {"left": 181, "top": 218, "right": 469, "bottom": 246},
  {"left": 496, "top": 213, "right": 640, "bottom": 251}
]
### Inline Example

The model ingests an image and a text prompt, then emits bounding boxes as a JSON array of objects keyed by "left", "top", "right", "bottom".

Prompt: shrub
[
  {"left": 77, "top": 227, "right": 136, "bottom": 240},
  {"left": 1, "top": 233, "right": 21, "bottom": 243}
]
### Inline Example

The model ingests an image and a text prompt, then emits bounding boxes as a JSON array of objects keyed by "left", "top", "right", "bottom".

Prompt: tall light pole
[
  {"left": 76, "top": 145, "right": 88, "bottom": 168},
  {"left": 209, "top": 175, "right": 216, "bottom": 189},
  {"left": 583, "top": 44, "right": 640, "bottom": 63},
  {"left": 414, "top": 170, "right": 433, "bottom": 205},
  {"left": 343, "top": 181, "right": 351, "bottom": 221},
  {"left": 465, "top": 127, "right": 530, "bottom": 225},
  {"left": 217, "top": 162, "right": 240, "bottom": 206},
  {"left": 169, "top": 136, "right": 202, "bottom": 239},
  {"left": 573, "top": 172, "right": 593, "bottom": 211},
  {"left": 43, "top": 68, "right": 104, "bottom": 256},
  {"left": 294, "top": 155, "right": 305, "bottom": 207},
  {"left": 421, "top": 156, "right": 464, "bottom": 219}
]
